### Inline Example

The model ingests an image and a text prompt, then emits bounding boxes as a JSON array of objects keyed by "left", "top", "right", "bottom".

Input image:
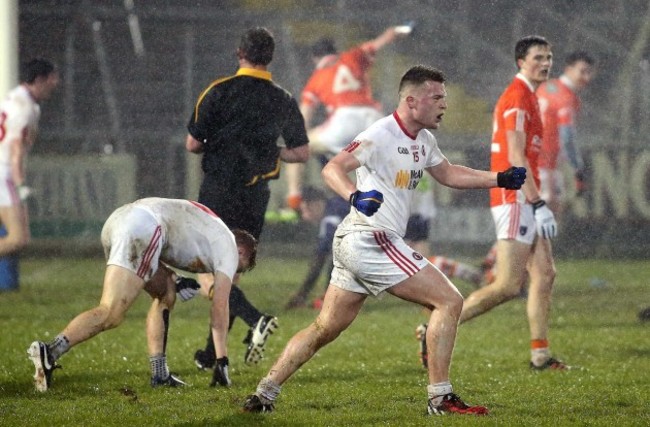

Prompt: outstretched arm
[
  {"left": 427, "top": 159, "right": 498, "bottom": 189},
  {"left": 361, "top": 26, "right": 409, "bottom": 53}
]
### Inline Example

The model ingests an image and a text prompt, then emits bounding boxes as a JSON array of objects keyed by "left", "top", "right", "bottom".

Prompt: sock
[
  {"left": 229, "top": 285, "right": 264, "bottom": 327},
  {"left": 149, "top": 354, "right": 169, "bottom": 379},
  {"left": 452, "top": 261, "right": 482, "bottom": 285},
  {"left": 531, "top": 339, "right": 550, "bottom": 366},
  {"left": 428, "top": 382, "right": 453, "bottom": 405},
  {"left": 429, "top": 256, "right": 457, "bottom": 277},
  {"left": 256, "top": 377, "right": 282, "bottom": 404},
  {"left": 48, "top": 334, "right": 70, "bottom": 361}
]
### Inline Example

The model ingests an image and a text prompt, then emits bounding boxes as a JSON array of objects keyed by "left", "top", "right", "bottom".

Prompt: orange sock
[{"left": 531, "top": 339, "right": 549, "bottom": 349}]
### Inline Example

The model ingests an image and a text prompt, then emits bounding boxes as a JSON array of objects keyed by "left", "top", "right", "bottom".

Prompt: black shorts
[
  {"left": 198, "top": 174, "right": 271, "bottom": 239},
  {"left": 404, "top": 214, "right": 431, "bottom": 242}
]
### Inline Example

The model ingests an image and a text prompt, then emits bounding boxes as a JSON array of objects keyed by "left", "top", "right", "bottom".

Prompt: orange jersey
[
  {"left": 301, "top": 46, "right": 380, "bottom": 111},
  {"left": 490, "top": 74, "right": 544, "bottom": 207},
  {"left": 537, "top": 76, "right": 580, "bottom": 169}
]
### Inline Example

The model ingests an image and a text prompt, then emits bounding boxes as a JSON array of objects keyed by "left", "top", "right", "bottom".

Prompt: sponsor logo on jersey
[
  {"left": 412, "top": 252, "right": 423, "bottom": 260},
  {"left": 344, "top": 140, "right": 361, "bottom": 153},
  {"left": 397, "top": 147, "right": 409, "bottom": 154},
  {"left": 395, "top": 169, "right": 423, "bottom": 189},
  {"left": 520, "top": 225, "right": 528, "bottom": 236}
]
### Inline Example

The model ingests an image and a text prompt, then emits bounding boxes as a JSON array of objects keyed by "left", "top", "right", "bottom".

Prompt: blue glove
[
  {"left": 497, "top": 167, "right": 526, "bottom": 190},
  {"left": 350, "top": 190, "right": 384, "bottom": 216}
]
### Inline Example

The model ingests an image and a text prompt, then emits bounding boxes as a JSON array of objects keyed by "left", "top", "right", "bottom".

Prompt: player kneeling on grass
[
  {"left": 243, "top": 65, "right": 527, "bottom": 416},
  {"left": 28, "top": 197, "right": 257, "bottom": 392}
]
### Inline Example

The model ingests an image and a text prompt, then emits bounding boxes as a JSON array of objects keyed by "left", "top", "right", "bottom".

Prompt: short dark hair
[
  {"left": 311, "top": 38, "right": 337, "bottom": 58},
  {"left": 232, "top": 229, "right": 258, "bottom": 272},
  {"left": 22, "top": 58, "right": 56, "bottom": 84},
  {"left": 398, "top": 65, "right": 446, "bottom": 95},
  {"left": 514, "top": 35, "right": 551, "bottom": 64},
  {"left": 239, "top": 27, "right": 275, "bottom": 66},
  {"left": 301, "top": 186, "right": 328, "bottom": 202},
  {"left": 565, "top": 51, "right": 595, "bottom": 67}
]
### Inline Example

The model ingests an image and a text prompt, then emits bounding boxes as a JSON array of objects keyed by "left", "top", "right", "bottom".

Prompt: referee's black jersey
[{"left": 188, "top": 68, "right": 309, "bottom": 186}]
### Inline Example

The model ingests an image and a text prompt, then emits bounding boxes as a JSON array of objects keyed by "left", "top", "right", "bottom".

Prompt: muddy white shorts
[
  {"left": 491, "top": 203, "right": 536, "bottom": 245},
  {"left": 310, "top": 106, "right": 383, "bottom": 156},
  {"left": 100, "top": 204, "right": 164, "bottom": 282},
  {"left": 330, "top": 229, "right": 429, "bottom": 296}
]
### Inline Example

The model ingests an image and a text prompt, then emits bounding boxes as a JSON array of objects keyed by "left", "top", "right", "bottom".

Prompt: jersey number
[
  {"left": 0, "top": 112, "right": 6, "bottom": 142},
  {"left": 333, "top": 65, "right": 361, "bottom": 94}
]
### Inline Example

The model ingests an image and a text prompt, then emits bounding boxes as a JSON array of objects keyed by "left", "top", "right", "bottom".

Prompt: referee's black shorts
[{"left": 198, "top": 174, "right": 271, "bottom": 240}]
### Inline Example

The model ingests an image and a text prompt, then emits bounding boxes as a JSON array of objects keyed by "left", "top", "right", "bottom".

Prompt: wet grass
[{"left": 0, "top": 257, "right": 648, "bottom": 426}]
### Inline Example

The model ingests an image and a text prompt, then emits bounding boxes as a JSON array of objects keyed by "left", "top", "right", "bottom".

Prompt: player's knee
[
  {"left": 446, "top": 292, "right": 464, "bottom": 317},
  {"left": 102, "top": 306, "right": 126, "bottom": 329},
  {"left": 312, "top": 319, "right": 341, "bottom": 346}
]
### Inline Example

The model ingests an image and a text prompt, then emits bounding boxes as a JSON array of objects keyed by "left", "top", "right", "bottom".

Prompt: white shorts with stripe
[
  {"left": 491, "top": 203, "right": 536, "bottom": 245},
  {"left": 539, "top": 168, "right": 565, "bottom": 201},
  {"left": 0, "top": 166, "right": 20, "bottom": 207},
  {"left": 100, "top": 204, "right": 164, "bottom": 282},
  {"left": 330, "top": 229, "right": 429, "bottom": 296}
]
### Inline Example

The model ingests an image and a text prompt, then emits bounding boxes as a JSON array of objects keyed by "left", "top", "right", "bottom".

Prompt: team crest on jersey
[
  {"left": 344, "top": 140, "right": 361, "bottom": 153},
  {"left": 520, "top": 226, "right": 528, "bottom": 236},
  {"left": 412, "top": 252, "right": 423, "bottom": 261},
  {"left": 398, "top": 147, "right": 409, "bottom": 154}
]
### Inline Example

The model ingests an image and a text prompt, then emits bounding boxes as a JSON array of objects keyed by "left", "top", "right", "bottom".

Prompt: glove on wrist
[
  {"left": 349, "top": 190, "right": 384, "bottom": 217},
  {"left": 497, "top": 167, "right": 526, "bottom": 190}
]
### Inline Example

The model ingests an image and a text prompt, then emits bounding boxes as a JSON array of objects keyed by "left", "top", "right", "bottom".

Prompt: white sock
[
  {"left": 256, "top": 377, "right": 281, "bottom": 404},
  {"left": 531, "top": 348, "right": 551, "bottom": 366},
  {"left": 149, "top": 354, "right": 169, "bottom": 379},
  {"left": 48, "top": 334, "right": 70, "bottom": 361},
  {"left": 428, "top": 382, "right": 453, "bottom": 404}
]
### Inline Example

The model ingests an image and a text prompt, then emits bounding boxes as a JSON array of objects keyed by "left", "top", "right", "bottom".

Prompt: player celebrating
[
  {"left": 28, "top": 198, "right": 257, "bottom": 391},
  {"left": 0, "top": 58, "right": 59, "bottom": 289},
  {"left": 284, "top": 25, "right": 412, "bottom": 211},
  {"left": 243, "top": 65, "right": 526, "bottom": 416},
  {"left": 537, "top": 51, "right": 595, "bottom": 217},
  {"left": 459, "top": 36, "right": 569, "bottom": 371}
]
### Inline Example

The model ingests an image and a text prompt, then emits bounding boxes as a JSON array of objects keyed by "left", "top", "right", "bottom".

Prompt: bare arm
[
  {"left": 185, "top": 134, "right": 204, "bottom": 154},
  {"left": 507, "top": 129, "right": 541, "bottom": 201},
  {"left": 361, "top": 26, "right": 404, "bottom": 53},
  {"left": 210, "top": 271, "right": 232, "bottom": 359},
  {"left": 9, "top": 136, "right": 27, "bottom": 186},
  {"left": 280, "top": 144, "right": 309, "bottom": 163},
  {"left": 321, "top": 150, "right": 360, "bottom": 201},
  {"left": 427, "top": 158, "right": 498, "bottom": 189}
]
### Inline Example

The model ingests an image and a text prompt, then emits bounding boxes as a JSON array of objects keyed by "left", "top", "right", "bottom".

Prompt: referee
[{"left": 185, "top": 27, "right": 309, "bottom": 372}]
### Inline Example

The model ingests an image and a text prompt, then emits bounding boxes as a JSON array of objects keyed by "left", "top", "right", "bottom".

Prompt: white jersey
[
  {"left": 0, "top": 85, "right": 41, "bottom": 167},
  {"left": 410, "top": 173, "right": 437, "bottom": 220},
  {"left": 337, "top": 112, "right": 446, "bottom": 237},
  {"left": 101, "top": 197, "right": 239, "bottom": 282}
]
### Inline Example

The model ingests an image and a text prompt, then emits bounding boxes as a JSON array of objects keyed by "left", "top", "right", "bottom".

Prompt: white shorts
[
  {"left": 491, "top": 203, "right": 536, "bottom": 245},
  {"left": 330, "top": 229, "right": 429, "bottom": 296},
  {"left": 310, "top": 106, "right": 383, "bottom": 155},
  {"left": 539, "top": 168, "right": 565, "bottom": 202},
  {"left": 100, "top": 204, "right": 164, "bottom": 282},
  {"left": 0, "top": 167, "right": 20, "bottom": 208}
]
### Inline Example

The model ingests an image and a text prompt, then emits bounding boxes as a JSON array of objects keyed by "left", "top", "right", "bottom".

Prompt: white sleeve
[{"left": 424, "top": 132, "right": 446, "bottom": 168}]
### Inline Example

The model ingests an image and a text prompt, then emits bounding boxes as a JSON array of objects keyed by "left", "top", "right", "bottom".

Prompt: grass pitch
[{"left": 0, "top": 256, "right": 648, "bottom": 426}]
